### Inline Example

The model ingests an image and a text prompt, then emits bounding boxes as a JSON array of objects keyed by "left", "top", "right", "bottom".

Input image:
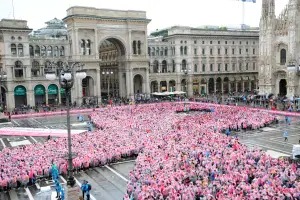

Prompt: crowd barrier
[{"left": 9, "top": 101, "right": 300, "bottom": 119}]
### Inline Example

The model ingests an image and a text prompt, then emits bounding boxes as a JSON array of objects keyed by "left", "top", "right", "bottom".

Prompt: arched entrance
[
  {"left": 181, "top": 79, "right": 187, "bottom": 92},
  {"left": 208, "top": 78, "right": 214, "bottom": 94},
  {"left": 216, "top": 77, "right": 222, "bottom": 93},
  {"left": 14, "top": 85, "right": 27, "bottom": 107},
  {"left": 169, "top": 80, "right": 176, "bottom": 92},
  {"left": 151, "top": 81, "right": 158, "bottom": 93},
  {"left": 48, "top": 84, "right": 58, "bottom": 105},
  {"left": 160, "top": 81, "right": 167, "bottom": 92},
  {"left": 193, "top": 78, "right": 200, "bottom": 95},
  {"left": 82, "top": 76, "right": 95, "bottom": 97},
  {"left": 34, "top": 85, "right": 46, "bottom": 106},
  {"left": 223, "top": 77, "right": 229, "bottom": 94},
  {"left": 99, "top": 38, "right": 126, "bottom": 99},
  {"left": 200, "top": 78, "right": 207, "bottom": 95},
  {"left": 133, "top": 74, "right": 143, "bottom": 94},
  {"left": 279, "top": 79, "right": 287, "bottom": 96},
  {"left": 60, "top": 88, "right": 71, "bottom": 105},
  {"left": 0, "top": 86, "right": 6, "bottom": 110}
]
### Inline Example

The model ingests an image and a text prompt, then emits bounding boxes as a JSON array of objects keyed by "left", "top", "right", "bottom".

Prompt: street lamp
[
  {"left": 102, "top": 70, "right": 114, "bottom": 99},
  {"left": 45, "top": 61, "right": 86, "bottom": 187}
]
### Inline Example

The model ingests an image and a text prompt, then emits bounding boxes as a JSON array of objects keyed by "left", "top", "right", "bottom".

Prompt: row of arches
[
  {"left": 150, "top": 77, "right": 258, "bottom": 95},
  {"left": 29, "top": 45, "right": 65, "bottom": 57}
]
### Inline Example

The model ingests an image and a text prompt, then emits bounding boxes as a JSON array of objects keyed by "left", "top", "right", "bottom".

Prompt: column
[
  {"left": 71, "top": 29, "right": 76, "bottom": 56},
  {"left": 167, "top": 81, "right": 169, "bottom": 92},
  {"left": 176, "top": 82, "right": 181, "bottom": 91},
  {"left": 228, "top": 82, "right": 231, "bottom": 93},
  {"left": 6, "top": 92, "right": 14, "bottom": 111},
  {"left": 27, "top": 91, "right": 34, "bottom": 107},
  {"left": 126, "top": 70, "right": 131, "bottom": 98},
  {"left": 129, "top": 69, "right": 134, "bottom": 98},
  {"left": 75, "top": 29, "right": 79, "bottom": 58},
  {"left": 188, "top": 75, "right": 193, "bottom": 97},
  {"left": 58, "top": 88, "right": 61, "bottom": 104},
  {"left": 221, "top": 81, "right": 224, "bottom": 94},
  {"left": 128, "top": 30, "right": 132, "bottom": 56},
  {"left": 158, "top": 82, "right": 161, "bottom": 92},
  {"left": 96, "top": 69, "right": 101, "bottom": 103},
  {"left": 249, "top": 81, "right": 252, "bottom": 91},
  {"left": 214, "top": 81, "right": 217, "bottom": 93},
  {"left": 45, "top": 91, "right": 48, "bottom": 104},
  {"left": 94, "top": 29, "right": 98, "bottom": 59},
  {"left": 235, "top": 82, "right": 238, "bottom": 92},
  {"left": 242, "top": 81, "right": 245, "bottom": 92},
  {"left": 145, "top": 68, "right": 150, "bottom": 95}
]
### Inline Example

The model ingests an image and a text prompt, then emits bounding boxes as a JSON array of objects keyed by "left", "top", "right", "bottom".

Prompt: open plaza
[
  {"left": 1, "top": 0, "right": 300, "bottom": 199},
  {"left": 0, "top": 102, "right": 299, "bottom": 200}
]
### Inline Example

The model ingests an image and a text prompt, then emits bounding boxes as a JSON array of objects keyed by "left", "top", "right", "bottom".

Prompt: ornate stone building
[
  {"left": 148, "top": 26, "right": 259, "bottom": 96},
  {"left": 0, "top": 6, "right": 261, "bottom": 111},
  {"left": 259, "top": 0, "right": 300, "bottom": 97},
  {"left": 0, "top": 6, "right": 150, "bottom": 110}
]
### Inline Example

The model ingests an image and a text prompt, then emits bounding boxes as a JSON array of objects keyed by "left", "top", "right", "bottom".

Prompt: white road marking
[
  {"left": 110, "top": 160, "right": 135, "bottom": 165},
  {"left": 0, "top": 138, "right": 6, "bottom": 148},
  {"left": 31, "top": 118, "right": 42, "bottom": 124},
  {"left": 74, "top": 177, "right": 96, "bottom": 200},
  {"left": 105, "top": 165, "right": 129, "bottom": 182},
  {"left": 25, "top": 187, "right": 35, "bottom": 200},
  {"left": 241, "top": 141, "right": 291, "bottom": 155},
  {"left": 12, "top": 120, "right": 20, "bottom": 126},
  {"left": 30, "top": 136, "right": 38, "bottom": 143},
  {"left": 35, "top": 182, "right": 41, "bottom": 190},
  {"left": 60, "top": 176, "right": 67, "bottom": 184}
]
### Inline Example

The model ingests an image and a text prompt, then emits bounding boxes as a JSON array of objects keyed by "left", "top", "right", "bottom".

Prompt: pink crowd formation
[{"left": 0, "top": 103, "right": 299, "bottom": 199}]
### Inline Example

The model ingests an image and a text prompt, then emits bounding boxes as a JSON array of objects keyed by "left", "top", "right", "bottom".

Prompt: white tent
[{"left": 173, "top": 91, "right": 186, "bottom": 95}]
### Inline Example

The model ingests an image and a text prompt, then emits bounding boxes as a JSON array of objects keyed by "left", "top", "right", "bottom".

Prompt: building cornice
[{"left": 63, "top": 14, "right": 151, "bottom": 23}]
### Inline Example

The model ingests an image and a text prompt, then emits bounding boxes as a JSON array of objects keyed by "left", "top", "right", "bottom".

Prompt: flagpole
[{"left": 12, "top": 0, "right": 15, "bottom": 19}]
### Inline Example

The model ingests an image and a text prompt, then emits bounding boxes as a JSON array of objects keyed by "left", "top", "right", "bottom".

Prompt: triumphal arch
[{"left": 63, "top": 6, "right": 151, "bottom": 104}]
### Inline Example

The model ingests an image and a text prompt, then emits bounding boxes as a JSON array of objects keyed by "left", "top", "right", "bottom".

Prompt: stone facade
[
  {"left": 148, "top": 26, "right": 259, "bottom": 96},
  {"left": 0, "top": 6, "right": 260, "bottom": 111},
  {"left": 259, "top": 0, "right": 300, "bottom": 97}
]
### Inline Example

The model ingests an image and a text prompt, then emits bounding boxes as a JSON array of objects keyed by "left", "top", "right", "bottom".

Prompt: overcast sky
[{"left": 0, "top": 0, "right": 289, "bottom": 33}]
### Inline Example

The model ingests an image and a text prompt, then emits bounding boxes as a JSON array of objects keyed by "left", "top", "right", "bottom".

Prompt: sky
[{"left": 0, "top": 0, "right": 289, "bottom": 33}]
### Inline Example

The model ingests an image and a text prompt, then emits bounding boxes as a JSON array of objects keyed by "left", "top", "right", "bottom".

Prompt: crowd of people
[{"left": 0, "top": 102, "right": 299, "bottom": 199}]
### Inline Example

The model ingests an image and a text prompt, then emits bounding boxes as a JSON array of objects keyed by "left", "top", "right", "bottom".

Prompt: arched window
[
  {"left": 29, "top": 45, "right": 34, "bottom": 57},
  {"left": 56, "top": 61, "right": 63, "bottom": 75},
  {"left": 172, "top": 60, "right": 176, "bottom": 72},
  {"left": 225, "top": 64, "right": 228, "bottom": 71},
  {"left": 15, "top": 61, "right": 22, "bottom": 68},
  {"left": 152, "top": 47, "right": 155, "bottom": 56},
  {"left": 47, "top": 46, "right": 53, "bottom": 57},
  {"left": 280, "top": 49, "right": 286, "bottom": 65},
  {"left": 54, "top": 46, "right": 59, "bottom": 57},
  {"left": 164, "top": 47, "right": 168, "bottom": 56},
  {"left": 41, "top": 46, "right": 46, "bottom": 56},
  {"left": 86, "top": 40, "right": 91, "bottom": 55},
  {"left": 132, "top": 40, "right": 137, "bottom": 55},
  {"left": 18, "top": 44, "right": 23, "bottom": 56},
  {"left": 44, "top": 61, "right": 51, "bottom": 74},
  {"left": 11, "top": 44, "right": 17, "bottom": 56},
  {"left": 160, "top": 47, "right": 163, "bottom": 56},
  {"left": 180, "top": 46, "right": 183, "bottom": 55},
  {"left": 153, "top": 60, "right": 159, "bottom": 73},
  {"left": 148, "top": 47, "right": 151, "bottom": 56},
  {"left": 137, "top": 41, "right": 141, "bottom": 55},
  {"left": 184, "top": 46, "right": 187, "bottom": 55},
  {"left": 60, "top": 46, "right": 65, "bottom": 56},
  {"left": 14, "top": 61, "right": 23, "bottom": 78},
  {"left": 194, "top": 64, "right": 198, "bottom": 73},
  {"left": 202, "top": 64, "right": 205, "bottom": 72},
  {"left": 162, "top": 60, "right": 167, "bottom": 73},
  {"left": 181, "top": 60, "right": 187, "bottom": 71},
  {"left": 156, "top": 47, "right": 159, "bottom": 56},
  {"left": 81, "top": 40, "right": 86, "bottom": 55},
  {"left": 31, "top": 61, "right": 40, "bottom": 77},
  {"left": 35, "top": 45, "right": 40, "bottom": 57}
]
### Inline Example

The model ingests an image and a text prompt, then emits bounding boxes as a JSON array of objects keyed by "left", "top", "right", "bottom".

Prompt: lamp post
[
  {"left": 102, "top": 70, "right": 114, "bottom": 99},
  {"left": 45, "top": 61, "right": 86, "bottom": 187},
  {"left": 181, "top": 66, "right": 191, "bottom": 95}
]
